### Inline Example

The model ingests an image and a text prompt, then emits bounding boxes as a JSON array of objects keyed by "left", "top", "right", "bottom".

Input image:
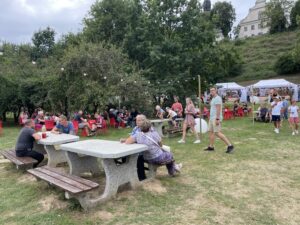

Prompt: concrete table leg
[
  {"left": 65, "top": 151, "right": 101, "bottom": 176},
  {"left": 153, "top": 122, "right": 164, "bottom": 137},
  {"left": 44, "top": 145, "right": 67, "bottom": 167},
  {"left": 67, "top": 153, "right": 140, "bottom": 210}
]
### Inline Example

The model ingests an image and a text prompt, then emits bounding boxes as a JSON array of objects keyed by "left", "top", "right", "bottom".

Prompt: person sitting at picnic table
[
  {"left": 171, "top": 97, "right": 183, "bottom": 117},
  {"left": 51, "top": 115, "right": 75, "bottom": 135},
  {"left": 125, "top": 119, "right": 182, "bottom": 177},
  {"left": 75, "top": 110, "right": 93, "bottom": 136},
  {"left": 155, "top": 105, "right": 165, "bottom": 119},
  {"left": 120, "top": 114, "right": 149, "bottom": 180},
  {"left": 166, "top": 107, "right": 178, "bottom": 127},
  {"left": 15, "top": 119, "right": 44, "bottom": 168}
]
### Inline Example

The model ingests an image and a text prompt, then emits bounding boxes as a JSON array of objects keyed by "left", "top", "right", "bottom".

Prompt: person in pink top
[
  {"left": 178, "top": 98, "right": 200, "bottom": 144},
  {"left": 171, "top": 96, "right": 183, "bottom": 118}
]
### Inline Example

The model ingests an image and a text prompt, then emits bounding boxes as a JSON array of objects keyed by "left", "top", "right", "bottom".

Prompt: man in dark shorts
[
  {"left": 15, "top": 119, "right": 44, "bottom": 167},
  {"left": 271, "top": 97, "right": 283, "bottom": 133}
]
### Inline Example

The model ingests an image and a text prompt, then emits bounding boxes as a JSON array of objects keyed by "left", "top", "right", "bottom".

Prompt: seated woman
[
  {"left": 233, "top": 100, "right": 239, "bottom": 117},
  {"left": 91, "top": 113, "right": 104, "bottom": 131},
  {"left": 125, "top": 119, "right": 182, "bottom": 176}
]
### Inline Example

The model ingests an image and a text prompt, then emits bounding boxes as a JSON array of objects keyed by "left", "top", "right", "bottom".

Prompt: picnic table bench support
[
  {"left": 33, "top": 143, "right": 47, "bottom": 154},
  {"left": 44, "top": 145, "right": 67, "bottom": 167},
  {"left": 65, "top": 152, "right": 102, "bottom": 177},
  {"left": 64, "top": 152, "right": 140, "bottom": 210}
]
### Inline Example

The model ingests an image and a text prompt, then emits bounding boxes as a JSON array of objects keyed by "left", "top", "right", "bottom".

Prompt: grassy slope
[
  {"left": 227, "top": 30, "right": 300, "bottom": 84},
  {"left": 1, "top": 118, "right": 300, "bottom": 225}
]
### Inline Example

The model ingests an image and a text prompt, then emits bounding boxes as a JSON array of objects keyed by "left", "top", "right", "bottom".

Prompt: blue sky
[{"left": 0, "top": 0, "right": 256, "bottom": 44}]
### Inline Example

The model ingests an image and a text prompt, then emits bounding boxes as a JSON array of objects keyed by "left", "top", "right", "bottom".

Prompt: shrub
[{"left": 274, "top": 53, "right": 299, "bottom": 74}]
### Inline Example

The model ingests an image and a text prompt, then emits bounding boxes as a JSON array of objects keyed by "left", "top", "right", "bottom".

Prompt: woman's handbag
[{"left": 142, "top": 133, "right": 171, "bottom": 152}]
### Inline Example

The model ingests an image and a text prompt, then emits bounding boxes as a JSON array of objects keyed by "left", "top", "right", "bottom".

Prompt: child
[
  {"left": 166, "top": 107, "right": 178, "bottom": 127},
  {"left": 288, "top": 100, "right": 299, "bottom": 135},
  {"left": 155, "top": 105, "right": 165, "bottom": 119}
]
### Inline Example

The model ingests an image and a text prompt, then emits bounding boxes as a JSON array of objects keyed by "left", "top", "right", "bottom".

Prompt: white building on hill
[{"left": 238, "top": 0, "right": 269, "bottom": 38}]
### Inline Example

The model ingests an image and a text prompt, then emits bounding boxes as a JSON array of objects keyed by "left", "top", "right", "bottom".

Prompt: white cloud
[{"left": 0, "top": 0, "right": 258, "bottom": 44}]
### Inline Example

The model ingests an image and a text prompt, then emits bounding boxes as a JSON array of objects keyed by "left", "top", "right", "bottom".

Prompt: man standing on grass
[
  {"left": 204, "top": 87, "right": 234, "bottom": 154},
  {"left": 271, "top": 97, "right": 283, "bottom": 134}
]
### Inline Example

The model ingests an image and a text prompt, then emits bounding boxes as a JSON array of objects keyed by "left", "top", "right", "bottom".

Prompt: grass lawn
[{"left": 0, "top": 117, "right": 300, "bottom": 225}]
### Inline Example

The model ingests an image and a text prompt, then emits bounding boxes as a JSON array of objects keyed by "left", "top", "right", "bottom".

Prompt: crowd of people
[
  {"left": 15, "top": 86, "right": 300, "bottom": 177},
  {"left": 255, "top": 89, "right": 299, "bottom": 135}
]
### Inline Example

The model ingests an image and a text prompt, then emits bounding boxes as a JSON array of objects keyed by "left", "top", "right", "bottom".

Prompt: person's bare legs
[
  {"left": 215, "top": 132, "right": 232, "bottom": 146},
  {"left": 181, "top": 122, "right": 188, "bottom": 141},
  {"left": 190, "top": 126, "right": 199, "bottom": 140},
  {"left": 209, "top": 131, "right": 215, "bottom": 147}
]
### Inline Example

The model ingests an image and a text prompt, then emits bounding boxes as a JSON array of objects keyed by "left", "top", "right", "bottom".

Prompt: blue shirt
[{"left": 56, "top": 122, "right": 75, "bottom": 134}]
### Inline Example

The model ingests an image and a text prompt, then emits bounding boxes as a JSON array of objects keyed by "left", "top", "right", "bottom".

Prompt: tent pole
[{"left": 198, "top": 75, "right": 202, "bottom": 138}]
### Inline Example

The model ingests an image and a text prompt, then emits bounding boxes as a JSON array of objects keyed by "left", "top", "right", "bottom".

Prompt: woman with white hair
[
  {"left": 178, "top": 98, "right": 200, "bottom": 144},
  {"left": 125, "top": 119, "right": 182, "bottom": 176}
]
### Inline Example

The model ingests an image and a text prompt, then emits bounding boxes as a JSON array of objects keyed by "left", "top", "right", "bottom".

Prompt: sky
[{"left": 0, "top": 0, "right": 256, "bottom": 44}]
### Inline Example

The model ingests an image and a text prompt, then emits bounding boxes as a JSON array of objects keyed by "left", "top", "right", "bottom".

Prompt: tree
[
  {"left": 32, "top": 27, "right": 56, "bottom": 59},
  {"left": 290, "top": 0, "right": 300, "bottom": 29},
  {"left": 264, "top": 0, "right": 294, "bottom": 34},
  {"left": 211, "top": 1, "right": 236, "bottom": 37},
  {"left": 83, "top": 0, "right": 133, "bottom": 46}
]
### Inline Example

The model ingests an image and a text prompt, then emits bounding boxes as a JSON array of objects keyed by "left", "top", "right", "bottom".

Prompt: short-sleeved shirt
[
  {"left": 271, "top": 101, "right": 283, "bottom": 116},
  {"left": 289, "top": 105, "right": 299, "bottom": 118},
  {"left": 15, "top": 127, "right": 35, "bottom": 151},
  {"left": 172, "top": 102, "right": 183, "bottom": 115},
  {"left": 210, "top": 95, "right": 223, "bottom": 121},
  {"left": 133, "top": 131, "right": 162, "bottom": 160},
  {"left": 56, "top": 122, "right": 74, "bottom": 134},
  {"left": 74, "top": 114, "right": 82, "bottom": 123}
]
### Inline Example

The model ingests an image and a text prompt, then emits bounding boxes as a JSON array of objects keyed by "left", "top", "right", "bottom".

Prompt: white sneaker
[
  {"left": 174, "top": 163, "right": 182, "bottom": 173},
  {"left": 178, "top": 139, "right": 185, "bottom": 143},
  {"left": 292, "top": 132, "right": 295, "bottom": 136},
  {"left": 275, "top": 129, "right": 279, "bottom": 134},
  {"left": 193, "top": 139, "right": 201, "bottom": 144},
  {"left": 296, "top": 130, "right": 299, "bottom": 134}
]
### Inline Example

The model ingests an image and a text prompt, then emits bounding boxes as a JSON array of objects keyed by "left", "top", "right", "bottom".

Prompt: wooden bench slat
[
  {"left": 28, "top": 169, "right": 84, "bottom": 194},
  {"left": 44, "top": 166, "right": 99, "bottom": 188},
  {"left": 5, "top": 150, "right": 38, "bottom": 165},
  {"left": 1, "top": 150, "right": 27, "bottom": 165},
  {"left": 35, "top": 167, "right": 94, "bottom": 191}
]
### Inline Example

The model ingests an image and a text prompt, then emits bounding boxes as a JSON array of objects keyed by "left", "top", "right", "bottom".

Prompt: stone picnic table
[
  {"left": 150, "top": 118, "right": 183, "bottom": 137},
  {"left": 34, "top": 132, "right": 80, "bottom": 167},
  {"left": 60, "top": 139, "right": 148, "bottom": 209}
]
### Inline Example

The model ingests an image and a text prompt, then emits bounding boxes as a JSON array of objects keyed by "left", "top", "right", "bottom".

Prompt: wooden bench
[
  {"left": 164, "top": 127, "right": 183, "bottom": 138},
  {"left": 1, "top": 149, "right": 38, "bottom": 170},
  {"left": 28, "top": 166, "right": 99, "bottom": 195}
]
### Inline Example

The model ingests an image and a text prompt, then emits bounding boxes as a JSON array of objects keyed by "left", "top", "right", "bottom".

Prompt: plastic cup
[{"left": 42, "top": 133, "right": 47, "bottom": 138}]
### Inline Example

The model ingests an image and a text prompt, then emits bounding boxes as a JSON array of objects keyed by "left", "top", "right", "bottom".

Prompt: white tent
[
  {"left": 216, "top": 82, "right": 244, "bottom": 90},
  {"left": 251, "top": 79, "right": 298, "bottom": 101},
  {"left": 216, "top": 82, "right": 245, "bottom": 99}
]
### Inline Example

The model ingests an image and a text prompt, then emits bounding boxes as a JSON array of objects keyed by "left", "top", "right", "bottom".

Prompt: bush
[{"left": 274, "top": 53, "right": 299, "bottom": 74}]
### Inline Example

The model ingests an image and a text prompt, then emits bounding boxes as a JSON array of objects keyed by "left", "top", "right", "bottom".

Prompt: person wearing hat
[{"left": 271, "top": 97, "right": 283, "bottom": 134}]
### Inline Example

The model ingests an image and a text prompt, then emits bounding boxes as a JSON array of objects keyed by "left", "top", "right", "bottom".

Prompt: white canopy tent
[
  {"left": 250, "top": 79, "right": 298, "bottom": 101},
  {"left": 216, "top": 82, "right": 245, "bottom": 100},
  {"left": 216, "top": 82, "right": 244, "bottom": 90}
]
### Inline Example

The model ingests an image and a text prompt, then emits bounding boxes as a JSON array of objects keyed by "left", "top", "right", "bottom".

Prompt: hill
[{"left": 226, "top": 30, "right": 300, "bottom": 84}]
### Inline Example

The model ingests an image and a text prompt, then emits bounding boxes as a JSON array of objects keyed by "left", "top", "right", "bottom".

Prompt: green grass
[
  {"left": 1, "top": 118, "right": 300, "bottom": 225},
  {"left": 225, "top": 30, "right": 300, "bottom": 83}
]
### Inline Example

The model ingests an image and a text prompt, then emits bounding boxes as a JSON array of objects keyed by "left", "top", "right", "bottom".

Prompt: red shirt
[{"left": 172, "top": 102, "right": 183, "bottom": 116}]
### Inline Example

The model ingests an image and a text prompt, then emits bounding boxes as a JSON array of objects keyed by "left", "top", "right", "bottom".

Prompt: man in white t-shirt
[
  {"left": 204, "top": 87, "right": 234, "bottom": 153},
  {"left": 271, "top": 97, "right": 283, "bottom": 133}
]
